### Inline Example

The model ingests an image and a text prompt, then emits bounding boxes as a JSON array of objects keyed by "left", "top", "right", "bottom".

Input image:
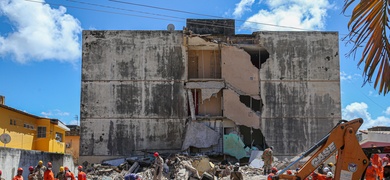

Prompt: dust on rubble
[{"left": 80, "top": 153, "right": 294, "bottom": 180}]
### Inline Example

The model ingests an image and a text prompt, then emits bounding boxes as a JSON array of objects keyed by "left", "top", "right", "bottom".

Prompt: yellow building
[{"left": 0, "top": 98, "right": 69, "bottom": 153}]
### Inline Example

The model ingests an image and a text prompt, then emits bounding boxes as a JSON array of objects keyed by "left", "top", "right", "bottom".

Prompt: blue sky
[{"left": 0, "top": 0, "right": 389, "bottom": 129}]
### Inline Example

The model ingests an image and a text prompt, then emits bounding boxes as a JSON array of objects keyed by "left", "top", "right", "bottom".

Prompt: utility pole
[{"left": 75, "top": 115, "right": 79, "bottom": 126}]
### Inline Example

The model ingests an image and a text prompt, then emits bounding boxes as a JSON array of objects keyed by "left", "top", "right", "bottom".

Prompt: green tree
[{"left": 343, "top": 0, "right": 390, "bottom": 95}]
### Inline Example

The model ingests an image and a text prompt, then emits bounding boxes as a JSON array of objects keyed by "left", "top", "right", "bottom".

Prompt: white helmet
[{"left": 326, "top": 172, "right": 334, "bottom": 178}]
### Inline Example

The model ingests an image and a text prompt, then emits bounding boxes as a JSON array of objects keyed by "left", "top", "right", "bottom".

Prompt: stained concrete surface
[
  {"left": 0, "top": 147, "right": 74, "bottom": 180},
  {"left": 81, "top": 31, "right": 186, "bottom": 159},
  {"left": 257, "top": 31, "right": 341, "bottom": 159}
]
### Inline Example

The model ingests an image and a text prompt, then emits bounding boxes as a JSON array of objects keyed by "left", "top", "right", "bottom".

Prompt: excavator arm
[{"left": 274, "top": 118, "right": 369, "bottom": 180}]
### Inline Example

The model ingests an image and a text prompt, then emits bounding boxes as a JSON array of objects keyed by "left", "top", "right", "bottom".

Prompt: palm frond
[{"left": 343, "top": 0, "right": 390, "bottom": 95}]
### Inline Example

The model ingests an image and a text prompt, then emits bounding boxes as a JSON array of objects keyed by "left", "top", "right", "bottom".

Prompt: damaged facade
[{"left": 80, "top": 19, "right": 341, "bottom": 162}]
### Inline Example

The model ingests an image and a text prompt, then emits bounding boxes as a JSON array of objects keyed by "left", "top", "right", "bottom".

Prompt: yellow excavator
[{"left": 273, "top": 118, "right": 390, "bottom": 180}]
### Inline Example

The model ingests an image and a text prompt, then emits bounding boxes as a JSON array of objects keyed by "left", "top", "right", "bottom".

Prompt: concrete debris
[{"left": 80, "top": 153, "right": 304, "bottom": 180}]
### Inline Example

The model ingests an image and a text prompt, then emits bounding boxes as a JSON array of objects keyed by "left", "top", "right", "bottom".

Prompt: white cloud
[
  {"left": 386, "top": 107, "right": 390, "bottom": 115},
  {"left": 233, "top": 0, "right": 255, "bottom": 18},
  {"left": 0, "top": 0, "right": 81, "bottom": 63},
  {"left": 340, "top": 71, "right": 361, "bottom": 82},
  {"left": 41, "top": 109, "right": 70, "bottom": 118},
  {"left": 241, "top": 0, "right": 333, "bottom": 31},
  {"left": 340, "top": 71, "right": 352, "bottom": 81},
  {"left": 342, "top": 102, "right": 390, "bottom": 130}
]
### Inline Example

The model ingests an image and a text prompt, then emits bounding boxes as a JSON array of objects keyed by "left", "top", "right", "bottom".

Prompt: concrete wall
[
  {"left": 0, "top": 147, "right": 74, "bottom": 180},
  {"left": 256, "top": 31, "right": 341, "bottom": 158},
  {"left": 81, "top": 28, "right": 341, "bottom": 161},
  {"left": 81, "top": 31, "right": 186, "bottom": 160}
]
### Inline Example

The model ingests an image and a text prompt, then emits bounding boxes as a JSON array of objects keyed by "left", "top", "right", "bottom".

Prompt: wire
[
  {"left": 66, "top": 0, "right": 184, "bottom": 20},
  {"left": 25, "top": 0, "right": 183, "bottom": 22},
  {"left": 61, "top": 0, "right": 359, "bottom": 41},
  {"left": 27, "top": 0, "right": 359, "bottom": 38},
  {"left": 109, "top": 0, "right": 313, "bottom": 31},
  {"left": 25, "top": 0, "right": 265, "bottom": 32},
  {"left": 358, "top": 87, "right": 388, "bottom": 112}
]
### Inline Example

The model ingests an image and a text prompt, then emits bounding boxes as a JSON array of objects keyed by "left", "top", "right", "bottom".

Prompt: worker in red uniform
[
  {"left": 64, "top": 167, "right": 75, "bottom": 180},
  {"left": 267, "top": 167, "right": 278, "bottom": 180},
  {"left": 77, "top": 166, "right": 87, "bottom": 180},
  {"left": 13, "top": 168, "right": 24, "bottom": 180},
  {"left": 44, "top": 162, "right": 54, "bottom": 180},
  {"left": 366, "top": 163, "right": 378, "bottom": 180}
]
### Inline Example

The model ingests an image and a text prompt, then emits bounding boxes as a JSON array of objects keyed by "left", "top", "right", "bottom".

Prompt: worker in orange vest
[
  {"left": 366, "top": 163, "right": 378, "bottom": 180},
  {"left": 77, "top": 166, "right": 87, "bottom": 180},
  {"left": 267, "top": 167, "right": 278, "bottom": 180},
  {"left": 64, "top": 167, "right": 75, "bottom": 180},
  {"left": 13, "top": 168, "right": 24, "bottom": 180},
  {"left": 44, "top": 162, "right": 54, "bottom": 180},
  {"left": 372, "top": 154, "right": 383, "bottom": 180}
]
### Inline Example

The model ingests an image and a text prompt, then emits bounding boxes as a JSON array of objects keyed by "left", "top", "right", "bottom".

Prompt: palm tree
[{"left": 342, "top": 0, "right": 390, "bottom": 95}]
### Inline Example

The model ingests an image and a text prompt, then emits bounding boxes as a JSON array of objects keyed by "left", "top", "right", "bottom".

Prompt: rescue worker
[
  {"left": 55, "top": 167, "right": 65, "bottom": 180},
  {"left": 77, "top": 166, "right": 86, "bottom": 180},
  {"left": 0, "top": 170, "right": 5, "bottom": 180},
  {"left": 124, "top": 173, "right": 142, "bottom": 180},
  {"left": 366, "top": 163, "right": 378, "bottom": 180},
  {"left": 262, "top": 146, "right": 274, "bottom": 175},
  {"left": 34, "top": 160, "right": 46, "bottom": 180},
  {"left": 230, "top": 163, "right": 243, "bottom": 180},
  {"left": 65, "top": 172, "right": 73, "bottom": 180},
  {"left": 317, "top": 163, "right": 324, "bottom": 174},
  {"left": 311, "top": 172, "right": 326, "bottom": 180},
  {"left": 372, "top": 154, "right": 383, "bottom": 180},
  {"left": 267, "top": 167, "right": 277, "bottom": 180},
  {"left": 153, "top": 152, "right": 163, "bottom": 180},
  {"left": 28, "top": 166, "right": 37, "bottom": 180},
  {"left": 64, "top": 167, "right": 75, "bottom": 180},
  {"left": 13, "top": 168, "right": 24, "bottom": 180},
  {"left": 286, "top": 170, "right": 293, "bottom": 175},
  {"left": 323, "top": 162, "right": 334, "bottom": 174},
  {"left": 44, "top": 162, "right": 54, "bottom": 180}
]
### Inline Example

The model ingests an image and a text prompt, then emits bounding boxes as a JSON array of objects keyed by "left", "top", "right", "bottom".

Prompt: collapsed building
[{"left": 80, "top": 19, "right": 341, "bottom": 163}]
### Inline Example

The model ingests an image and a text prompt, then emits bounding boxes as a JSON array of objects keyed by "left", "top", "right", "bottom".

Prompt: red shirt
[{"left": 77, "top": 172, "right": 86, "bottom": 180}]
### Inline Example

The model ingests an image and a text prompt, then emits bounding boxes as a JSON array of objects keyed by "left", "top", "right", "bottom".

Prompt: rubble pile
[{"left": 81, "top": 154, "right": 288, "bottom": 180}]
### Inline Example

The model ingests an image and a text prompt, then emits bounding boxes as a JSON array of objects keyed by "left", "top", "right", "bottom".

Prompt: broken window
[
  {"left": 188, "top": 50, "right": 221, "bottom": 79},
  {"left": 239, "top": 126, "right": 266, "bottom": 150}
]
